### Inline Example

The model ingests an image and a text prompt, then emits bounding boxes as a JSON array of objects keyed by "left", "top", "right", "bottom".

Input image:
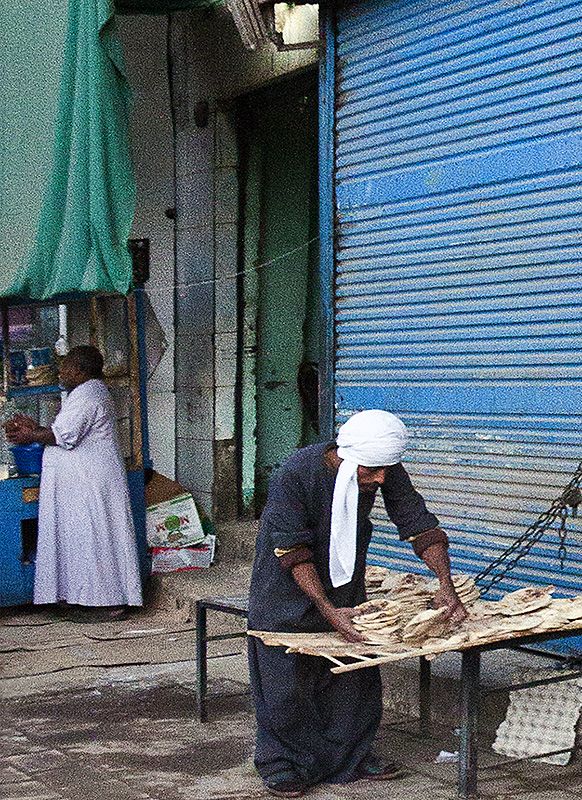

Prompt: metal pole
[
  {"left": 196, "top": 600, "right": 208, "bottom": 722},
  {"left": 458, "top": 649, "right": 480, "bottom": 800},
  {"left": 419, "top": 655, "right": 431, "bottom": 736},
  {"left": 133, "top": 286, "right": 152, "bottom": 471}
]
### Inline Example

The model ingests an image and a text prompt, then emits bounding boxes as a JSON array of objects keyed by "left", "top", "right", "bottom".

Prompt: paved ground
[{"left": 2, "top": 560, "right": 582, "bottom": 800}]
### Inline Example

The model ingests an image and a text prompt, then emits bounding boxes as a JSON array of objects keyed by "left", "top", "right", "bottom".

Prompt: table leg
[
  {"left": 196, "top": 600, "right": 208, "bottom": 722},
  {"left": 419, "top": 655, "right": 431, "bottom": 736},
  {"left": 458, "top": 649, "right": 480, "bottom": 800}
]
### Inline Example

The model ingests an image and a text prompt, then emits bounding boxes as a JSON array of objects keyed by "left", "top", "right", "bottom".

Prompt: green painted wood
[{"left": 238, "top": 74, "right": 319, "bottom": 511}]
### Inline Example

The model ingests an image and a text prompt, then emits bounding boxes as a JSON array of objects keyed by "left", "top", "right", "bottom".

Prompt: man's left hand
[{"left": 432, "top": 586, "right": 467, "bottom": 622}]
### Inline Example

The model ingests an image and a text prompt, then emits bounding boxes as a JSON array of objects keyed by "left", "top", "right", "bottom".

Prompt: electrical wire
[{"left": 145, "top": 235, "right": 321, "bottom": 294}]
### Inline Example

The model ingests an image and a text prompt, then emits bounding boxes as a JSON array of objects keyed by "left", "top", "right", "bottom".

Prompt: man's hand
[
  {"left": 419, "top": 542, "right": 468, "bottom": 623},
  {"left": 289, "top": 561, "right": 365, "bottom": 643},
  {"left": 322, "top": 606, "right": 364, "bottom": 643},
  {"left": 432, "top": 585, "right": 467, "bottom": 623}
]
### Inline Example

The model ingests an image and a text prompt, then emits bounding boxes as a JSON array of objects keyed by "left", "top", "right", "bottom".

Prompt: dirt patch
[{"left": 107, "top": 736, "right": 253, "bottom": 774}]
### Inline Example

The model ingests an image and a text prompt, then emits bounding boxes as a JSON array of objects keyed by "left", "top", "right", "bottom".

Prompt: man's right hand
[
  {"left": 323, "top": 606, "right": 365, "bottom": 643},
  {"left": 290, "top": 561, "right": 365, "bottom": 643},
  {"left": 432, "top": 585, "right": 467, "bottom": 623}
]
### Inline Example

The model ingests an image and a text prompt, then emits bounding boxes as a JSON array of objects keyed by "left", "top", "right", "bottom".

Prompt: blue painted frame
[
  {"left": 133, "top": 286, "right": 153, "bottom": 471},
  {"left": 318, "top": 1, "right": 337, "bottom": 442}
]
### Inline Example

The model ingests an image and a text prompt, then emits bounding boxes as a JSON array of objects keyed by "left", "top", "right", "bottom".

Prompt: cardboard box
[
  {"left": 146, "top": 493, "right": 205, "bottom": 548},
  {"left": 151, "top": 535, "right": 216, "bottom": 573},
  {"left": 145, "top": 471, "right": 205, "bottom": 548},
  {"left": 145, "top": 471, "right": 192, "bottom": 506}
]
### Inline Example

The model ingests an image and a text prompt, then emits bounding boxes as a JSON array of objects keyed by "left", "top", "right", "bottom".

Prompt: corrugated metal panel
[{"left": 334, "top": 0, "right": 582, "bottom": 607}]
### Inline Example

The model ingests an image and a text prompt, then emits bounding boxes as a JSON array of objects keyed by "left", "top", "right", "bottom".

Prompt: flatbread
[
  {"left": 355, "top": 599, "right": 400, "bottom": 615},
  {"left": 563, "top": 599, "right": 582, "bottom": 621},
  {"left": 402, "top": 607, "right": 449, "bottom": 640},
  {"left": 494, "top": 613, "right": 545, "bottom": 631},
  {"left": 380, "top": 572, "right": 430, "bottom": 593},
  {"left": 498, "top": 596, "right": 552, "bottom": 616},
  {"left": 500, "top": 586, "right": 554, "bottom": 604},
  {"left": 356, "top": 609, "right": 399, "bottom": 622},
  {"left": 356, "top": 624, "right": 402, "bottom": 636}
]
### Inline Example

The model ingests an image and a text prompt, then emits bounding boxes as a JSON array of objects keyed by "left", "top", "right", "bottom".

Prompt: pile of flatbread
[
  {"left": 427, "top": 573, "right": 481, "bottom": 607},
  {"left": 351, "top": 599, "right": 401, "bottom": 636},
  {"left": 401, "top": 607, "right": 450, "bottom": 645},
  {"left": 365, "top": 568, "right": 480, "bottom": 619},
  {"left": 357, "top": 572, "right": 582, "bottom": 649},
  {"left": 441, "top": 585, "right": 558, "bottom": 647},
  {"left": 353, "top": 571, "right": 451, "bottom": 642},
  {"left": 352, "top": 599, "right": 453, "bottom": 644},
  {"left": 364, "top": 565, "right": 389, "bottom": 592},
  {"left": 376, "top": 571, "right": 434, "bottom": 622}
]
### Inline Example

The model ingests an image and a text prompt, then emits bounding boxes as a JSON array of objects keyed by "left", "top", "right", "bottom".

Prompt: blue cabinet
[
  {"left": 127, "top": 469, "right": 150, "bottom": 584},
  {"left": 0, "top": 472, "right": 149, "bottom": 607},
  {"left": 0, "top": 477, "right": 40, "bottom": 606}
]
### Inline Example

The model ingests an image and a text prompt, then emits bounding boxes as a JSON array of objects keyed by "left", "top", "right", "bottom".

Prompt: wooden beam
[{"left": 126, "top": 293, "right": 143, "bottom": 470}]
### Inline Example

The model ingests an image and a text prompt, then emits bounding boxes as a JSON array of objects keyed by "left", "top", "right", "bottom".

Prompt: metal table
[
  {"left": 454, "top": 625, "right": 582, "bottom": 799},
  {"left": 199, "top": 602, "right": 582, "bottom": 796},
  {"left": 195, "top": 595, "right": 249, "bottom": 722},
  {"left": 249, "top": 622, "right": 582, "bottom": 799}
]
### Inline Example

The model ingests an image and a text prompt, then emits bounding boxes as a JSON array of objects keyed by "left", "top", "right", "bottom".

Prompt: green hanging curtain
[
  {"left": 0, "top": 0, "right": 135, "bottom": 300},
  {"left": 115, "top": 0, "right": 222, "bottom": 12}
]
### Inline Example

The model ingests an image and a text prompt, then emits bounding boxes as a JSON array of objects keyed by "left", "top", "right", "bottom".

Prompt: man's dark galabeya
[{"left": 248, "top": 409, "right": 466, "bottom": 798}]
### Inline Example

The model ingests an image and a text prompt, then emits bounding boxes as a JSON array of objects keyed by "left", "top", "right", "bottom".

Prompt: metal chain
[
  {"left": 474, "top": 461, "right": 582, "bottom": 594},
  {"left": 558, "top": 508, "right": 569, "bottom": 571}
]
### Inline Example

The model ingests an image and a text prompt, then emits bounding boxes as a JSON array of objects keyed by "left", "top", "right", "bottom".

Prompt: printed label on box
[
  {"left": 146, "top": 493, "right": 205, "bottom": 548},
  {"left": 151, "top": 536, "right": 216, "bottom": 573}
]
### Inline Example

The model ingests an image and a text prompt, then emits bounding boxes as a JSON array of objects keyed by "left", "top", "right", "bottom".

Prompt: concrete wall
[
  {"left": 169, "top": 7, "right": 317, "bottom": 517},
  {"left": 118, "top": 14, "right": 176, "bottom": 479}
]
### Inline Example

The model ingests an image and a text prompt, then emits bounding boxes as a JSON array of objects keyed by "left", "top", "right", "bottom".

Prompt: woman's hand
[
  {"left": 5, "top": 427, "right": 38, "bottom": 445},
  {"left": 3, "top": 415, "right": 39, "bottom": 435},
  {"left": 3, "top": 418, "right": 56, "bottom": 447}
]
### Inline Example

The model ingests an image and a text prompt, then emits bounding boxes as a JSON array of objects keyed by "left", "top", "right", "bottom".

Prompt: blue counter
[
  {"left": 0, "top": 470, "right": 150, "bottom": 607},
  {"left": 0, "top": 476, "right": 40, "bottom": 606}
]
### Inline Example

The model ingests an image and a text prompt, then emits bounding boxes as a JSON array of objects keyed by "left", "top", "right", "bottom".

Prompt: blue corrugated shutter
[{"left": 334, "top": 0, "right": 582, "bottom": 606}]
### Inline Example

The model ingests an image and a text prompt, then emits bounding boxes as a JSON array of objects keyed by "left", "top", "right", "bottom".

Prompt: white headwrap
[{"left": 329, "top": 410, "right": 408, "bottom": 588}]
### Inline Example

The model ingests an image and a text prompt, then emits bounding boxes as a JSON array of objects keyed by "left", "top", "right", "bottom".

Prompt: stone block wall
[{"left": 170, "top": 7, "right": 317, "bottom": 519}]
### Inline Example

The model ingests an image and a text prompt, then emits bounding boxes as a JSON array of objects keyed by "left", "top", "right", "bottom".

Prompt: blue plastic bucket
[{"left": 11, "top": 443, "right": 45, "bottom": 476}]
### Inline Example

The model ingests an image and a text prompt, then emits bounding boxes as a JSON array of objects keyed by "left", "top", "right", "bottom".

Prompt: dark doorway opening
[{"left": 235, "top": 70, "right": 319, "bottom": 516}]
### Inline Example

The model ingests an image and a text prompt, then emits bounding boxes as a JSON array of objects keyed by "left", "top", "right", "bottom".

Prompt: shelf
[
  {"left": 5, "top": 376, "right": 131, "bottom": 396},
  {"left": 6, "top": 385, "right": 61, "bottom": 398}
]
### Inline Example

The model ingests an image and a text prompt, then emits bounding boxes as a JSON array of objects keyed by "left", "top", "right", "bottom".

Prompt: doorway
[{"left": 236, "top": 70, "right": 320, "bottom": 516}]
